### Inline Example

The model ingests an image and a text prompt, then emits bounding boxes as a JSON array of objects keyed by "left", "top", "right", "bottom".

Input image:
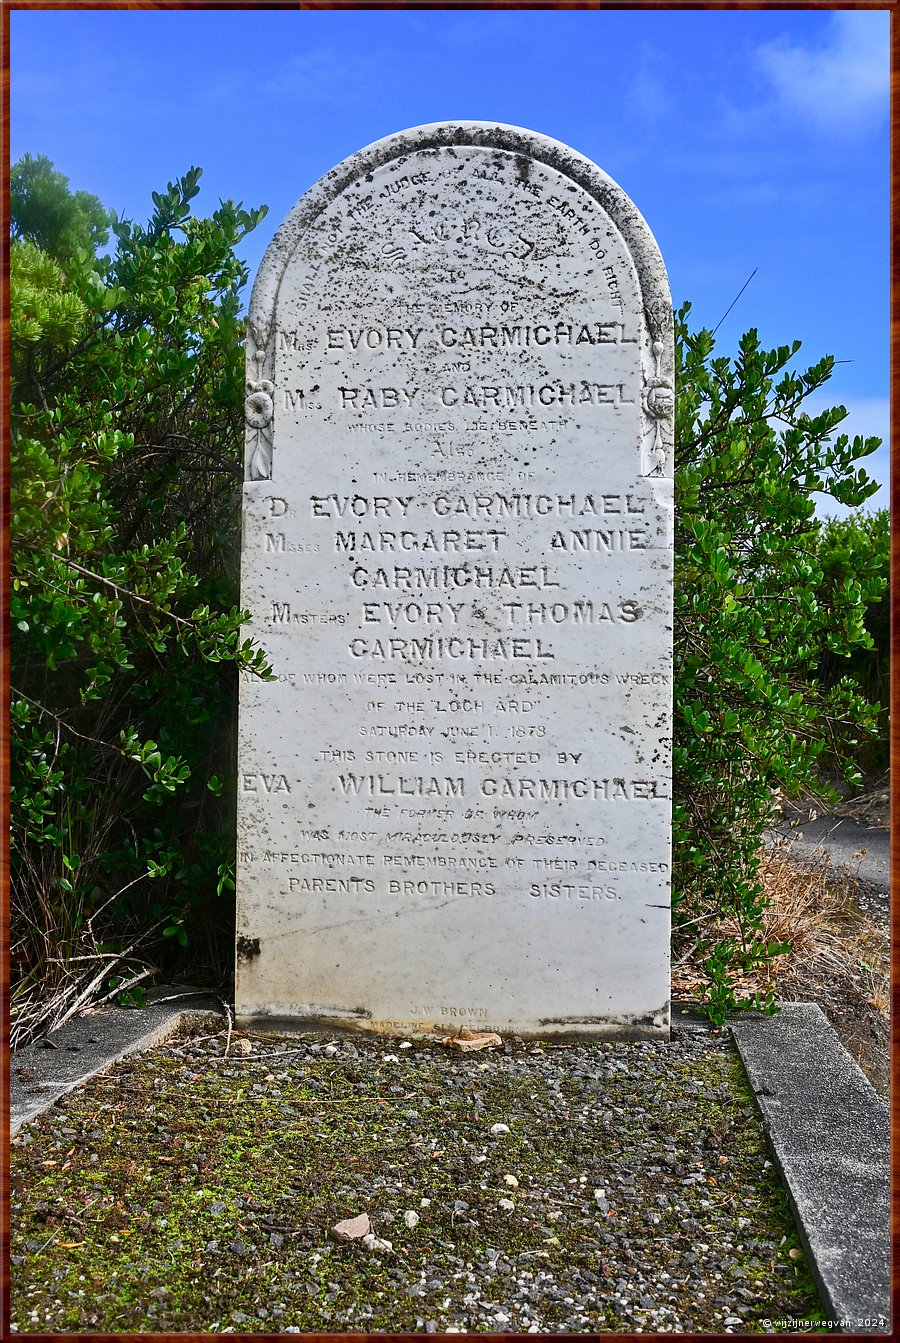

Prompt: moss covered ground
[{"left": 10, "top": 1028, "right": 826, "bottom": 1333}]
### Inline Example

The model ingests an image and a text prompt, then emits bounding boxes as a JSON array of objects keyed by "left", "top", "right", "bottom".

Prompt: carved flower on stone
[
  {"left": 644, "top": 298, "right": 672, "bottom": 343},
  {"left": 643, "top": 377, "right": 674, "bottom": 477},
  {"left": 643, "top": 379, "right": 674, "bottom": 420},
  {"left": 245, "top": 380, "right": 274, "bottom": 429}
]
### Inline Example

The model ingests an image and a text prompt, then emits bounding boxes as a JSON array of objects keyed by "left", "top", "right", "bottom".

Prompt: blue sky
[{"left": 10, "top": 6, "right": 890, "bottom": 513}]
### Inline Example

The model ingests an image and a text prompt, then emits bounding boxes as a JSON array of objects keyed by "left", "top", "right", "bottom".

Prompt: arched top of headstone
[
  {"left": 249, "top": 121, "right": 671, "bottom": 341},
  {"left": 244, "top": 122, "right": 673, "bottom": 482}
]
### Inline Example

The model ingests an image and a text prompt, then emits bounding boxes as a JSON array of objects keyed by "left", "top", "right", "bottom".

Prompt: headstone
[{"left": 236, "top": 122, "right": 674, "bottom": 1039}]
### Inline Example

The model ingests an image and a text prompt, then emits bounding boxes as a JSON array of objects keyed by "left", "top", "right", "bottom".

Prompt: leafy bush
[
  {"left": 672, "top": 305, "right": 883, "bottom": 1021},
  {"left": 813, "top": 508, "right": 889, "bottom": 774},
  {"left": 10, "top": 157, "right": 271, "bottom": 1042}
]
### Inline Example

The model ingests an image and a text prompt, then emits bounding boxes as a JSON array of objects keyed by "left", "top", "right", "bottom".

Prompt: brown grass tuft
[{"left": 673, "top": 841, "right": 889, "bottom": 1092}]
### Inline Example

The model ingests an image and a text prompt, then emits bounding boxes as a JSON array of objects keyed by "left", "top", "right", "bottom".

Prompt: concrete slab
[
  {"left": 731, "top": 1003, "right": 890, "bottom": 1334},
  {"left": 10, "top": 989, "right": 225, "bottom": 1136}
]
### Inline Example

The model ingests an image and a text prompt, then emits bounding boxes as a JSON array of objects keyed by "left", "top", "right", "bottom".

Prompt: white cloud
[
  {"left": 625, "top": 45, "right": 671, "bottom": 125},
  {"left": 758, "top": 11, "right": 889, "bottom": 137}
]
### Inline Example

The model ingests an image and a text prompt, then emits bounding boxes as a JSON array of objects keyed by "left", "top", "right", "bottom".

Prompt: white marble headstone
[{"left": 236, "top": 122, "right": 674, "bottom": 1039}]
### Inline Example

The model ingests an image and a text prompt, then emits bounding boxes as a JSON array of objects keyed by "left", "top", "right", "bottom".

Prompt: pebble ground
[{"left": 10, "top": 1025, "right": 825, "bottom": 1333}]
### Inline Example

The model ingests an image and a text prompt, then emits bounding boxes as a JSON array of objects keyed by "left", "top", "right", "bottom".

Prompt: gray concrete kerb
[
  {"left": 731, "top": 1003, "right": 890, "bottom": 1335},
  {"left": 10, "top": 988, "right": 226, "bottom": 1137}
]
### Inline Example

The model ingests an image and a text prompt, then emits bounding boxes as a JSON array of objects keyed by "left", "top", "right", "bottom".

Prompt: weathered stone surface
[
  {"left": 236, "top": 122, "right": 673, "bottom": 1039},
  {"left": 434, "top": 1029, "right": 503, "bottom": 1052},
  {"left": 731, "top": 1004, "right": 890, "bottom": 1333}
]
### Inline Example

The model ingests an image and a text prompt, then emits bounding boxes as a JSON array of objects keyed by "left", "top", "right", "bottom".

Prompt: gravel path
[{"left": 10, "top": 1026, "right": 822, "bottom": 1334}]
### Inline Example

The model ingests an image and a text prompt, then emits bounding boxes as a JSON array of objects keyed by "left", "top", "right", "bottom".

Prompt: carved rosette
[
  {"left": 641, "top": 300, "right": 674, "bottom": 476},
  {"left": 245, "top": 322, "right": 274, "bottom": 480}
]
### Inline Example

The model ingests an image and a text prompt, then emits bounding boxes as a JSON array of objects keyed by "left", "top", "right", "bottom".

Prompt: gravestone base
[{"left": 232, "top": 1009, "right": 670, "bottom": 1044}]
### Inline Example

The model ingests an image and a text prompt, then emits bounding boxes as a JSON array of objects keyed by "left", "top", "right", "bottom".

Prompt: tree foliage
[
  {"left": 672, "top": 304, "right": 884, "bottom": 1020},
  {"left": 813, "top": 508, "right": 889, "bottom": 773},
  {"left": 10, "top": 158, "right": 270, "bottom": 1042},
  {"left": 11, "top": 152, "right": 112, "bottom": 259}
]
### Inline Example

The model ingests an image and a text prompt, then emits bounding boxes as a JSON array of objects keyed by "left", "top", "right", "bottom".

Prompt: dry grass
[
  {"left": 10, "top": 847, "right": 161, "bottom": 1051},
  {"left": 673, "top": 842, "right": 889, "bottom": 1090}
]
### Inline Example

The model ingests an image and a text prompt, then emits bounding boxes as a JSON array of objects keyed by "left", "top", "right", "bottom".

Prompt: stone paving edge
[
  {"left": 730, "top": 1003, "right": 890, "bottom": 1335},
  {"left": 10, "top": 990, "right": 226, "bottom": 1136}
]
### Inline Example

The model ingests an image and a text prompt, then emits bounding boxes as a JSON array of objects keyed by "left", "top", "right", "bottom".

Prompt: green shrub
[
  {"left": 813, "top": 508, "right": 889, "bottom": 774},
  {"left": 672, "top": 305, "right": 883, "bottom": 1021},
  {"left": 10, "top": 158, "right": 271, "bottom": 1042}
]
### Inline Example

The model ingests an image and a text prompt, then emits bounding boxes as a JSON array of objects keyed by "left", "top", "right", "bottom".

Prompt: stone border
[
  {"left": 10, "top": 993, "right": 889, "bottom": 1333},
  {"left": 731, "top": 1003, "right": 890, "bottom": 1334},
  {"left": 10, "top": 991, "right": 225, "bottom": 1136}
]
